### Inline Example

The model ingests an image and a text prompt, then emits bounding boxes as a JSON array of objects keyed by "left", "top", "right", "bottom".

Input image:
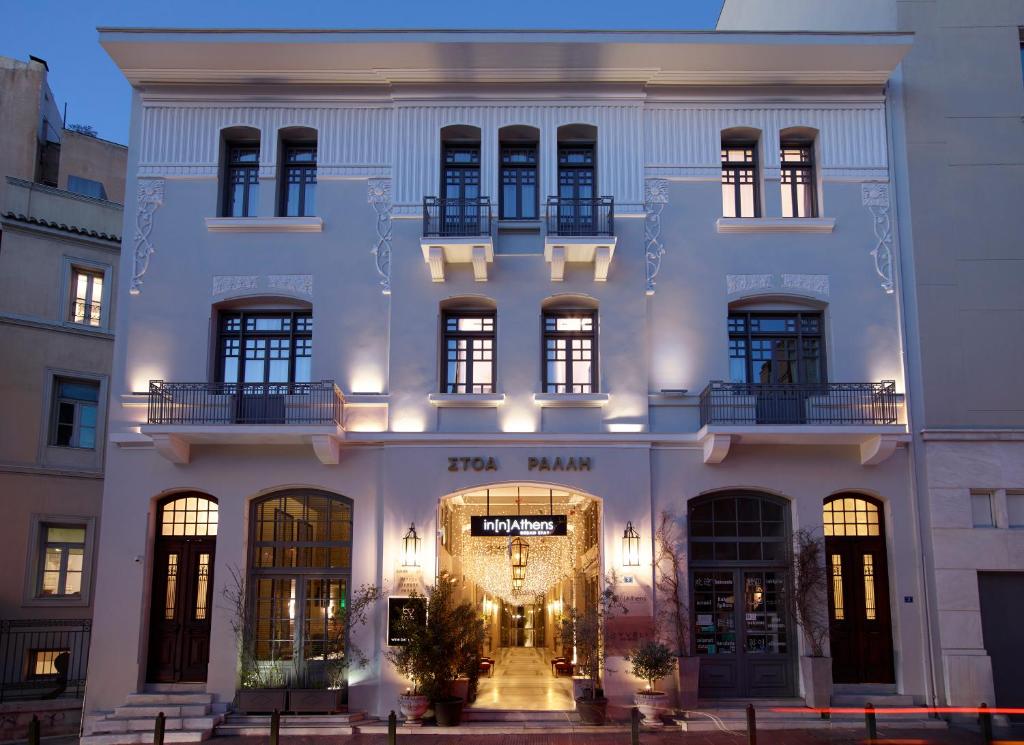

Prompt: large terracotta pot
[
  {"left": 434, "top": 696, "right": 465, "bottom": 727},
  {"left": 575, "top": 695, "right": 608, "bottom": 725},
  {"left": 800, "top": 656, "right": 833, "bottom": 710},
  {"left": 398, "top": 693, "right": 429, "bottom": 723},
  {"left": 633, "top": 690, "right": 669, "bottom": 723},
  {"left": 571, "top": 677, "right": 595, "bottom": 701}
]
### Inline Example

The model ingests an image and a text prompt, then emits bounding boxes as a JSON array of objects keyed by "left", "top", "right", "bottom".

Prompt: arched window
[
  {"left": 277, "top": 126, "right": 317, "bottom": 217},
  {"left": 542, "top": 295, "right": 598, "bottom": 394},
  {"left": 248, "top": 490, "right": 353, "bottom": 686},
  {"left": 721, "top": 127, "right": 761, "bottom": 218},
  {"left": 159, "top": 494, "right": 219, "bottom": 537},
  {"left": 780, "top": 127, "right": 819, "bottom": 218},
  {"left": 440, "top": 297, "right": 496, "bottom": 394},
  {"left": 220, "top": 126, "right": 260, "bottom": 217},
  {"left": 498, "top": 125, "right": 539, "bottom": 220},
  {"left": 823, "top": 494, "right": 880, "bottom": 537}
]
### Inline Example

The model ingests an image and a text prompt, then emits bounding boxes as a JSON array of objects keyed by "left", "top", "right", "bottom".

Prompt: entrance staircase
[{"left": 81, "top": 684, "right": 225, "bottom": 745}]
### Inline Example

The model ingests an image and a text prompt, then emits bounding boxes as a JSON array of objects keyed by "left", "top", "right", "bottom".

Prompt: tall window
[
  {"left": 223, "top": 142, "right": 260, "bottom": 217},
  {"left": 442, "top": 311, "right": 496, "bottom": 394},
  {"left": 728, "top": 312, "right": 824, "bottom": 384},
  {"left": 218, "top": 311, "right": 312, "bottom": 384},
  {"left": 500, "top": 143, "right": 538, "bottom": 219},
  {"left": 280, "top": 142, "right": 317, "bottom": 217},
  {"left": 38, "top": 524, "right": 86, "bottom": 597},
  {"left": 721, "top": 142, "right": 759, "bottom": 218},
  {"left": 543, "top": 310, "right": 596, "bottom": 394},
  {"left": 50, "top": 378, "right": 99, "bottom": 449},
  {"left": 70, "top": 268, "right": 103, "bottom": 326},
  {"left": 780, "top": 142, "right": 817, "bottom": 218}
]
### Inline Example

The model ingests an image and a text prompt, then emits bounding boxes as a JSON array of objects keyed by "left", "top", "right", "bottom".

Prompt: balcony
[
  {"left": 141, "top": 381, "right": 345, "bottom": 464},
  {"left": 697, "top": 381, "right": 906, "bottom": 465},
  {"left": 543, "top": 196, "right": 617, "bottom": 282},
  {"left": 421, "top": 197, "right": 494, "bottom": 282}
]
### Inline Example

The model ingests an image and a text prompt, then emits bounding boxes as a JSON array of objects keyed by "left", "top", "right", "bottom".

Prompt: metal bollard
[
  {"left": 630, "top": 705, "right": 640, "bottom": 745},
  {"left": 27, "top": 715, "right": 40, "bottom": 745},
  {"left": 746, "top": 703, "right": 757, "bottom": 745},
  {"left": 865, "top": 702, "right": 877, "bottom": 742},
  {"left": 153, "top": 711, "right": 165, "bottom": 745},
  {"left": 979, "top": 702, "right": 993, "bottom": 744},
  {"left": 269, "top": 708, "right": 280, "bottom": 745},
  {"left": 388, "top": 710, "right": 397, "bottom": 745}
]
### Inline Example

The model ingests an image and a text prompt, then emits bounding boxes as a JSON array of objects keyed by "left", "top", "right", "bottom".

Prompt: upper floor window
[
  {"left": 442, "top": 311, "right": 496, "bottom": 394},
  {"left": 780, "top": 141, "right": 817, "bottom": 218},
  {"left": 218, "top": 310, "right": 312, "bottom": 384},
  {"left": 38, "top": 524, "right": 86, "bottom": 597},
  {"left": 278, "top": 128, "right": 317, "bottom": 217},
  {"left": 543, "top": 310, "right": 596, "bottom": 394},
  {"left": 67, "top": 175, "right": 108, "bottom": 201},
  {"left": 728, "top": 312, "right": 824, "bottom": 385},
  {"left": 499, "top": 126, "right": 538, "bottom": 220},
  {"left": 50, "top": 378, "right": 99, "bottom": 449},
  {"left": 223, "top": 142, "right": 260, "bottom": 217},
  {"left": 70, "top": 268, "right": 103, "bottom": 327},
  {"left": 721, "top": 141, "right": 760, "bottom": 218}
]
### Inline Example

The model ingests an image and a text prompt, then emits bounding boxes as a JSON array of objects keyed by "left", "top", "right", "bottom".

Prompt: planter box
[
  {"left": 236, "top": 688, "right": 287, "bottom": 714},
  {"left": 672, "top": 656, "right": 700, "bottom": 711},
  {"left": 572, "top": 676, "right": 596, "bottom": 700},
  {"left": 288, "top": 688, "right": 345, "bottom": 713},
  {"left": 800, "top": 656, "right": 833, "bottom": 710}
]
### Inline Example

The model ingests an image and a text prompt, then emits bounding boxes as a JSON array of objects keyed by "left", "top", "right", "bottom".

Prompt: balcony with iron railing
[
  {"left": 0, "top": 619, "right": 91, "bottom": 703},
  {"left": 420, "top": 197, "right": 495, "bottom": 282},
  {"left": 141, "top": 380, "right": 345, "bottom": 465},
  {"left": 543, "top": 196, "right": 617, "bottom": 282},
  {"left": 696, "top": 381, "right": 906, "bottom": 465}
]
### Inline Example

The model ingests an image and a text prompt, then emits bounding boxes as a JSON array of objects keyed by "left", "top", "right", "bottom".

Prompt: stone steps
[
  {"left": 82, "top": 687, "right": 221, "bottom": 745},
  {"left": 144, "top": 683, "right": 207, "bottom": 694},
  {"left": 80, "top": 729, "right": 212, "bottom": 745},
  {"left": 84, "top": 716, "right": 220, "bottom": 734},
  {"left": 462, "top": 708, "right": 580, "bottom": 722},
  {"left": 216, "top": 712, "right": 368, "bottom": 737},
  {"left": 125, "top": 693, "right": 213, "bottom": 706},
  {"left": 831, "top": 693, "right": 916, "bottom": 707}
]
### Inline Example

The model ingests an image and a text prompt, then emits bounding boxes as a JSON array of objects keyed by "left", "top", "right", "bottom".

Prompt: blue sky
[{"left": 1, "top": 0, "right": 724, "bottom": 144}]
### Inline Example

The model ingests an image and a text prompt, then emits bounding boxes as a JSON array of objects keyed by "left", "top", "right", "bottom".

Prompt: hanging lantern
[
  {"left": 401, "top": 523, "right": 421, "bottom": 567},
  {"left": 511, "top": 577, "right": 524, "bottom": 592},
  {"left": 509, "top": 536, "right": 529, "bottom": 572},
  {"left": 512, "top": 563, "right": 527, "bottom": 581},
  {"left": 622, "top": 521, "right": 641, "bottom": 567}
]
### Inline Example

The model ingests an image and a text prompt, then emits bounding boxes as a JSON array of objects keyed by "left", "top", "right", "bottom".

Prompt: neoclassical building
[{"left": 84, "top": 28, "right": 928, "bottom": 740}]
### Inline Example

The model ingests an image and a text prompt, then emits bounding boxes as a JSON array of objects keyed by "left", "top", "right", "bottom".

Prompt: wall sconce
[
  {"left": 623, "top": 521, "right": 641, "bottom": 567},
  {"left": 401, "top": 523, "right": 421, "bottom": 567}
]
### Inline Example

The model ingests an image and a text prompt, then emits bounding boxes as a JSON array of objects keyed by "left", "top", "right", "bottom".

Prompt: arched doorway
[
  {"left": 147, "top": 493, "right": 218, "bottom": 682},
  {"left": 247, "top": 489, "right": 353, "bottom": 691},
  {"left": 823, "top": 494, "right": 895, "bottom": 684},
  {"left": 689, "top": 491, "right": 794, "bottom": 697}
]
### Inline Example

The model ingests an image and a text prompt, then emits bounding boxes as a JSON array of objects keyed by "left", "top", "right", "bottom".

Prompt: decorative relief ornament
[
  {"left": 212, "top": 275, "right": 258, "bottom": 295},
  {"left": 726, "top": 274, "right": 774, "bottom": 294},
  {"left": 781, "top": 273, "right": 830, "bottom": 296},
  {"left": 129, "top": 179, "right": 165, "bottom": 295},
  {"left": 368, "top": 178, "right": 393, "bottom": 295},
  {"left": 861, "top": 183, "right": 895, "bottom": 294},
  {"left": 643, "top": 179, "right": 669, "bottom": 295},
  {"left": 267, "top": 274, "right": 313, "bottom": 297}
]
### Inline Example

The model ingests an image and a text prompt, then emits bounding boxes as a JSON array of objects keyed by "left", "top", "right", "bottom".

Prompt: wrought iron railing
[
  {"left": 148, "top": 381, "right": 343, "bottom": 426},
  {"left": 422, "top": 196, "right": 493, "bottom": 237},
  {"left": 0, "top": 619, "right": 91, "bottom": 702},
  {"left": 699, "top": 381, "right": 899, "bottom": 427},
  {"left": 545, "top": 196, "right": 614, "bottom": 237}
]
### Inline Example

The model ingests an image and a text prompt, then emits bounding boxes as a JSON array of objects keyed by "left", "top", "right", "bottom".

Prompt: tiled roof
[{"left": 1, "top": 211, "right": 121, "bottom": 242}]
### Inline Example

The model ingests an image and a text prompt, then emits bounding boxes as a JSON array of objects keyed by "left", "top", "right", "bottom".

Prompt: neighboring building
[
  {"left": 720, "top": 0, "right": 1024, "bottom": 720},
  {"left": 0, "top": 54, "right": 125, "bottom": 729},
  {"left": 87, "top": 28, "right": 925, "bottom": 740}
]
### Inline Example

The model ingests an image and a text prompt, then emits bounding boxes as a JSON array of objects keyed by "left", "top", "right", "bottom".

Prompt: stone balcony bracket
[
  {"left": 420, "top": 237, "right": 495, "bottom": 282},
  {"left": 543, "top": 236, "right": 617, "bottom": 282}
]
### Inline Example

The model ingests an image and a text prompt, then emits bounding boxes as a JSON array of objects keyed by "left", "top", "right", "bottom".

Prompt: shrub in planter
[
  {"left": 790, "top": 529, "right": 834, "bottom": 709},
  {"left": 627, "top": 640, "right": 676, "bottom": 723},
  {"left": 224, "top": 567, "right": 289, "bottom": 713},
  {"left": 654, "top": 511, "right": 701, "bottom": 712}
]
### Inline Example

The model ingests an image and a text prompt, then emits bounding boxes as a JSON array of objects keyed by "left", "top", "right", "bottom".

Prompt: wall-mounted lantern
[
  {"left": 401, "top": 523, "right": 421, "bottom": 567},
  {"left": 623, "top": 521, "right": 641, "bottom": 567}
]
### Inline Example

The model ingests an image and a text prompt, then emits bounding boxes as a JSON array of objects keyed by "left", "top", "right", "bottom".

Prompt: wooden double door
[{"left": 147, "top": 537, "right": 216, "bottom": 682}]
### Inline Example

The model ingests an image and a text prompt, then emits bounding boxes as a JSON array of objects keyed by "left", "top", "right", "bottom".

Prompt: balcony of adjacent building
[
  {"left": 139, "top": 380, "right": 347, "bottom": 464},
  {"left": 697, "top": 380, "right": 907, "bottom": 465}
]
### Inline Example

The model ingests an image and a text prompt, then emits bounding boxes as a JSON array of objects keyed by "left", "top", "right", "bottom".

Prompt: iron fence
[
  {"left": 0, "top": 619, "right": 91, "bottom": 702},
  {"left": 148, "top": 381, "right": 343, "bottom": 426},
  {"left": 422, "top": 196, "right": 492, "bottom": 237},
  {"left": 699, "top": 381, "right": 899, "bottom": 427},
  {"left": 545, "top": 196, "right": 614, "bottom": 236}
]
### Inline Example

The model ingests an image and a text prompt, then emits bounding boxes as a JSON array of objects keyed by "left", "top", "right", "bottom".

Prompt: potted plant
[
  {"left": 386, "top": 573, "right": 484, "bottom": 727},
  {"left": 628, "top": 640, "right": 677, "bottom": 723},
  {"left": 654, "top": 510, "right": 700, "bottom": 711},
  {"left": 288, "top": 584, "right": 384, "bottom": 713},
  {"left": 384, "top": 597, "right": 429, "bottom": 723},
  {"left": 559, "top": 571, "right": 627, "bottom": 726},
  {"left": 790, "top": 528, "right": 832, "bottom": 710},
  {"left": 224, "top": 567, "right": 288, "bottom": 713}
]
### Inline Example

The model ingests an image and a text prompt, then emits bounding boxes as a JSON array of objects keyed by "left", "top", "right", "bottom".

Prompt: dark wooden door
[
  {"left": 826, "top": 537, "right": 895, "bottom": 684},
  {"left": 147, "top": 538, "right": 215, "bottom": 682},
  {"left": 978, "top": 573, "right": 1024, "bottom": 722}
]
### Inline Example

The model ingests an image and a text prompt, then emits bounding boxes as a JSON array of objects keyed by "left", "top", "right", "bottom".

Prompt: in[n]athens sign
[{"left": 470, "top": 515, "right": 568, "bottom": 537}]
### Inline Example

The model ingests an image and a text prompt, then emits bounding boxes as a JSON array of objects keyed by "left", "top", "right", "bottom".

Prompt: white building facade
[{"left": 86, "top": 29, "right": 930, "bottom": 732}]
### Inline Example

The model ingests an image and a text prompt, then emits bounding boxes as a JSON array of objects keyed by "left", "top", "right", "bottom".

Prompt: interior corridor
[{"left": 472, "top": 647, "right": 575, "bottom": 711}]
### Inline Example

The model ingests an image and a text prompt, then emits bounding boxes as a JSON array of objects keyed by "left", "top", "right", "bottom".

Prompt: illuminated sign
[
  {"left": 387, "top": 596, "right": 426, "bottom": 646},
  {"left": 470, "top": 515, "right": 568, "bottom": 537}
]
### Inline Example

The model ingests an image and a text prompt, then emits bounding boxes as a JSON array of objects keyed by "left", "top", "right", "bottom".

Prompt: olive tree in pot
[
  {"left": 627, "top": 640, "right": 677, "bottom": 723},
  {"left": 654, "top": 510, "right": 699, "bottom": 711},
  {"left": 224, "top": 567, "right": 288, "bottom": 714},
  {"left": 559, "top": 572, "right": 627, "bottom": 726},
  {"left": 790, "top": 528, "right": 832, "bottom": 710}
]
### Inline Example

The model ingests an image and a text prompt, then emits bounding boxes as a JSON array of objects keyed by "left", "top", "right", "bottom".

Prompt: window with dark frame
[
  {"left": 38, "top": 524, "right": 86, "bottom": 597},
  {"left": 223, "top": 142, "right": 260, "bottom": 217},
  {"left": 499, "top": 143, "right": 538, "bottom": 219},
  {"left": 442, "top": 311, "right": 496, "bottom": 394},
  {"left": 279, "top": 142, "right": 317, "bottom": 217},
  {"left": 50, "top": 378, "right": 99, "bottom": 449},
  {"left": 27, "top": 649, "right": 71, "bottom": 679},
  {"left": 542, "top": 310, "right": 597, "bottom": 394},
  {"left": 728, "top": 312, "right": 825, "bottom": 385},
  {"left": 721, "top": 143, "right": 760, "bottom": 218},
  {"left": 780, "top": 142, "right": 817, "bottom": 218},
  {"left": 217, "top": 311, "right": 313, "bottom": 385},
  {"left": 70, "top": 267, "right": 103, "bottom": 327}
]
